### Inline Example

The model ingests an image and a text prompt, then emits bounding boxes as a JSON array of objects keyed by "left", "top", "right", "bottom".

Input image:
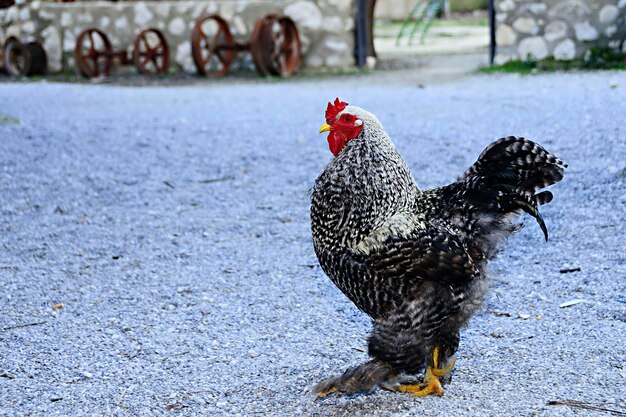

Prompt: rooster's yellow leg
[
  {"left": 395, "top": 346, "right": 456, "bottom": 397},
  {"left": 315, "top": 386, "right": 337, "bottom": 398}
]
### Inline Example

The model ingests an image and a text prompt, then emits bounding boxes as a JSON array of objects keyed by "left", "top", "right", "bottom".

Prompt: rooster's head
[{"left": 319, "top": 98, "right": 365, "bottom": 157}]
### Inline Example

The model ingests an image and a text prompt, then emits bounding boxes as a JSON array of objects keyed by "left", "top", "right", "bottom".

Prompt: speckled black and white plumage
[{"left": 311, "top": 106, "right": 566, "bottom": 395}]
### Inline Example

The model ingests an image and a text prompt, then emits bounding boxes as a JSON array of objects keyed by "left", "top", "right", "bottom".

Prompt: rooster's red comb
[{"left": 325, "top": 98, "right": 348, "bottom": 124}]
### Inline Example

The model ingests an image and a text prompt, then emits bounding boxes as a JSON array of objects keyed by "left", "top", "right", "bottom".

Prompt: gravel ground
[{"left": 1, "top": 71, "right": 625, "bottom": 417}]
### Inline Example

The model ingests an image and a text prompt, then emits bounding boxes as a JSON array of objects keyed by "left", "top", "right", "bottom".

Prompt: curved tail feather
[{"left": 419, "top": 136, "right": 566, "bottom": 257}]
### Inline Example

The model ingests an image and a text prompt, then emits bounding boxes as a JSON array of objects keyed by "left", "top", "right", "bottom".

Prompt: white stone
[
  {"left": 326, "top": 0, "right": 352, "bottom": 13},
  {"left": 218, "top": 3, "right": 235, "bottom": 20},
  {"left": 60, "top": 11, "right": 72, "bottom": 27},
  {"left": 63, "top": 29, "right": 75, "bottom": 53},
  {"left": 527, "top": 3, "right": 547, "bottom": 14},
  {"left": 605, "top": 25, "right": 617, "bottom": 37},
  {"left": 574, "top": 21, "right": 598, "bottom": 41},
  {"left": 324, "top": 16, "right": 343, "bottom": 33},
  {"left": 6, "top": 24, "right": 20, "bottom": 38},
  {"left": 31, "top": 0, "right": 41, "bottom": 10},
  {"left": 114, "top": 16, "right": 129, "bottom": 32},
  {"left": 608, "top": 39, "right": 621, "bottom": 48},
  {"left": 76, "top": 14, "right": 93, "bottom": 24},
  {"left": 513, "top": 17, "right": 538, "bottom": 34},
  {"left": 14, "top": 0, "right": 25, "bottom": 5},
  {"left": 305, "top": 53, "right": 324, "bottom": 68},
  {"left": 496, "top": 13, "right": 507, "bottom": 23},
  {"left": 553, "top": 38, "right": 576, "bottom": 60},
  {"left": 235, "top": 2, "right": 247, "bottom": 13},
  {"left": 168, "top": 17, "right": 186, "bottom": 36},
  {"left": 498, "top": 0, "right": 515, "bottom": 12},
  {"left": 175, "top": 3, "right": 192, "bottom": 14},
  {"left": 5, "top": 5, "right": 18, "bottom": 22},
  {"left": 325, "top": 53, "right": 352, "bottom": 68},
  {"left": 204, "top": 3, "right": 218, "bottom": 14},
  {"left": 284, "top": 1, "right": 323, "bottom": 31},
  {"left": 548, "top": 0, "right": 591, "bottom": 20},
  {"left": 100, "top": 16, "right": 111, "bottom": 29},
  {"left": 494, "top": 53, "right": 514, "bottom": 65},
  {"left": 517, "top": 36, "right": 548, "bottom": 60},
  {"left": 38, "top": 9, "right": 55, "bottom": 21},
  {"left": 544, "top": 20, "right": 568, "bottom": 42},
  {"left": 598, "top": 5, "right": 619, "bottom": 24},
  {"left": 232, "top": 15, "right": 247, "bottom": 36},
  {"left": 299, "top": 34, "right": 311, "bottom": 53},
  {"left": 21, "top": 21, "right": 35, "bottom": 35},
  {"left": 324, "top": 38, "right": 349, "bottom": 52},
  {"left": 175, "top": 41, "right": 196, "bottom": 73},
  {"left": 191, "top": 4, "right": 205, "bottom": 19},
  {"left": 41, "top": 25, "right": 61, "bottom": 72},
  {"left": 134, "top": 1, "right": 154, "bottom": 27},
  {"left": 496, "top": 24, "right": 517, "bottom": 46},
  {"left": 344, "top": 17, "right": 354, "bottom": 31},
  {"left": 18, "top": 7, "right": 30, "bottom": 21},
  {"left": 154, "top": 3, "right": 171, "bottom": 18}
]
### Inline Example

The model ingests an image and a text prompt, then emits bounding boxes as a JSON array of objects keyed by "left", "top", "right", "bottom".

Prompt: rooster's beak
[{"left": 319, "top": 123, "right": 332, "bottom": 133}]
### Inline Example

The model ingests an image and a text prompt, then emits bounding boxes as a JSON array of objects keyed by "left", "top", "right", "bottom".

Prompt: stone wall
[
  {"left": 0, "top": 0, "right": 355, "bottom": 73},
  {"left": 495, "top": 0, "right": 626, "bottom": 63}
]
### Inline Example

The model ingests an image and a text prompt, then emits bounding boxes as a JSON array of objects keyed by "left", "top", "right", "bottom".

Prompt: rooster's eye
[{"left": 342, "top": 115, "right": 351, "bottom": 122}]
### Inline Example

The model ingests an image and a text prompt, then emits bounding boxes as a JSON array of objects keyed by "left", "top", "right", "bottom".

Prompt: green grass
[
  {"left": 0, "top": 114, "right": 20, "bottom": 125},
  {"left": 450, "top": 0, "right": 487, "bottom": 13},
  {"left": 480, "top": 49, "right": 626, "bottom": 74}
]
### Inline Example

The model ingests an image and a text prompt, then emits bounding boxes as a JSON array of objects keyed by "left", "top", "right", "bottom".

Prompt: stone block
[
  {"left": 168, "top": 17, "right": 185, "bottom": 36},
  {"left": 284, "top": 1, "right": 323, "bottom": 31},
  {"left": 496, "top": 24, "right": 517, "bottom": 46},
  {"left": 544, "top": 20, "right": 568, "bottom": 42},
  {"left": 598, "top": 5, "right": 618, "bottom": 24},
  {"left": 527, "top": 3, "right": 547, "bottom": 14},
  {"left": 553, "top": 38, "right": 576, "bottom": 60},
  {"left": 41, "top": 25, "right": 61, "bottom": 72},
  {"left": 513, "top": 17, "right": 538, "bottom": 34},
  {"left": 518, "top": 36, "right": 548, "bottom": 60},
  {"left": 134, "top": 1, "right": 154, "bottom": 27},
  {"left": 574, "top": 21, "right": 599, "bottom": 41}
]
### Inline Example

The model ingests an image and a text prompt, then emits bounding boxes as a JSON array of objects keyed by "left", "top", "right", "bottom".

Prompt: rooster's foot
[{"left": 394, "top": 346, "right": 456, "bottom": 397}]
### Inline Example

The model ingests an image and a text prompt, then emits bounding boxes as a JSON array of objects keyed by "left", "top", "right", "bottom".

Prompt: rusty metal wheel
[
  {"left": 75, "top": 28, "right": 113, "bottom": 78},
  {"left": 25, "top": 42, "right": 47, "bottom": 75},
  {"left": 133, "top": 28, "right": 169, "bottom": 75},
  {"left": 191, "top": 15, "right": 236, "bottom": 77},
  {"left": 3, "top": 38, "right": 47, "bottom": 76},
  {"left": 3, "top": 38, "right": 28, "bottom": 76},
  {"left": 251, "top": 15, "right": 301, "bottom": 77}
]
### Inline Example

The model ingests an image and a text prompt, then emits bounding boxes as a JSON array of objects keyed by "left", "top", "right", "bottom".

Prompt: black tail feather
[
  {"left": 313, "top": 360, "right": 396, "bottom": 397},
  {"left": 460, "top": 137, "right": 565, "bottom": 243}
]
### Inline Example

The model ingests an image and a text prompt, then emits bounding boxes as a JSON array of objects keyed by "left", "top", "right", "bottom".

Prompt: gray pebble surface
[{"left": 0, "top": 71, "right": 625, "bottom": 416}]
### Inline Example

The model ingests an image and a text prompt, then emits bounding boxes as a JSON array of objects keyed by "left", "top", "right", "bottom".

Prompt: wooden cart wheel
[
  {"left": 251, "top": 15, "right": 301, "bottom": 77},
  {"left": 74, "top": 28, "right": 113, "bottom": 78},
  {"left": 133, "top": 28, "right": 169, "bottom": 75},
  {"left": 191, "top": 15, "right": 236, "bottom": 77}
]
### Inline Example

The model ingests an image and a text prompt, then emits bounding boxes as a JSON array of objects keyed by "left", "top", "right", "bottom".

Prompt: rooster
[{"left": 310, "top": 99, "right": 566, "bottom": 398}]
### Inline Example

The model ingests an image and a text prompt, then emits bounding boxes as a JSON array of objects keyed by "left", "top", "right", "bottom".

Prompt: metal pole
[
  {"left": 355, "top": 0, "right": 368, "bottom": 67},
  {"left": 488, "top": 0, "right": 496, "bottom": 65}
]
